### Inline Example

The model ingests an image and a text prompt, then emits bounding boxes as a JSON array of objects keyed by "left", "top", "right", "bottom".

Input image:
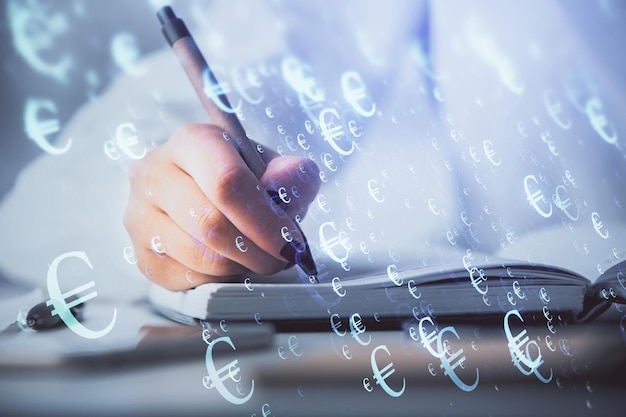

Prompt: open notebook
[{"left": 148, "top": 225, "right": 626, "bottom": 329}]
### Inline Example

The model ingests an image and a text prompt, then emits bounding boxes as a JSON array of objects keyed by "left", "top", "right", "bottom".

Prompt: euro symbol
[
  {"left": 319, "top": 222, "right": 350, "bottom": 264},
  {"left": 553, "top": 185, "right": 579, "bottom": 221},
  {"left": 437, "top": 326, "right": 479, "bottom": 392},
  {"left": 513, "top": 280, "right": 525, "bottom": 299},
  {"left": 297, "top": 133, "right": 310, "bottom": 150},
  {"left": 317, "top": 194, "right": 331, "bottom": 213},
  {"left": 46, "top": 251, "right": 117, "bottom": 339},
  {"left": 542, "top": 306, "right": 553, "bottom": 322},
  {"left": 111, "top": 32, "right": 145, "bottom": 77},
  {"left": 585, "top": 97, "right": 617, "bottom": 145},
  {"left": 348, "top": 120, "right": 362, "bottom": 137},
  {"left": 524, "top": 175, "right": 553, "bottom": 218},
  {"left": 618, "top": 272, "right": 626, "bottom": 290},
  {"left": 281, "top": 56, "right": 324, "bottom": 102},
  {"left": 280, "top": 226, "right": 293, "bottom": 243},
  {"left": 543, "top": 90, "right": 572, "bottom": 130},
  {"left": 386, "top": 264, "right": 402, "bottom": 286},
  {"left": 408, "top": 279, "right": 422, "bottom": 299},
  {"left": 150, "top": 236, "right": 166, "bottom": 257},
  {"left": 277, "top": 187, "right": 291, "bottom": 204},
  {"left": 319, "top": 108, "right": 355, "bottom": 156},
  {"left": 428, "top": 363, "right": 437, "bottom": 376},
  {"left": 408, "top": 326, "right": 419, "bottom": 341},
  {"left": 330, "top": 313, "right": 346, "bottom": 336},
  {"left": 24, "top": 98, "right": 72, "bottom": 155},
  {"left": 539, "top": 287, "right": 550, "bottom": 304},
  {"left": 370, "top": 345, "right": 406, "bottom": 397},
  {"left": 482, "top": 140, "right": 501, "bottom": 166},
  {"left": 277, "top": 345, "right": 287, "bottom": 360},
  {"left": 288, "top": 335, "right": 303, "bottom": 357},
  {"left": 103, "top": 139, "right": 121, "bottom": 161},
  {"left": 428, "top": 198, "right": 440, "bottom": 215},
  {"left": 262, "top": 403, "right": 272, "bottom": 417},
  {"left": 9, "top": 1, "right": 73, "bottom": 82},
  {"left": 482, "top": 294, "right": 491, "bottom": 306},
  {"left": 202, "top": 67, "right": 241, "bottom": 114},
  {"left": 235, "top": 235, "right": 248, "bottom": 253},
  {"left": 115, "top": 122, "right": 146, "bottom": 160},
  {"left": 350, "top": 313, "right": 371, "bottom": 346},
  {"left": 322, "top": 153, "right": 337, "bottom": 172},
  {"left": 204, "top": 336, "right": 254, "bottom": 404},
  {"left": 419, "top": 316, "right": 444, "bottom": 358},
  {"left": 563, "top": 170, "right": 578, "bottom": 188},
  {"left": 231, "top": 66, "right": 263, "bottom": 105},
  {"left": 342, "top": 344, "right": 352, "bottom": 360},
  {"left": 591, "top": 212, "right": 609, "bottom": 239},
  {"left": 368, "top": 179, "right": 385, "bottom": 203},
  {"left": 244, "top": 277, "right": 254, "bottom": 291},
  {"left": 469, "top": 267, "right": 488, "bottom": 295},
  {"left": 507, "top": 292, "right": 516, "bottom": 306},
  {"left": 332, "top": 277, "right": 346, "bottom": 298},
  {"left": 341, "top": 71, "right": 376, "bottom": 117},
  {"left": 219, "top": 320, "right": 228, "bottom": 333},
  {"left": 462, "top": 255, "right": 473, "bottom": 272},
  {"left": 504, "top": 309, "right": 552, "bottom": 383},
  {"left": 363, "top": 377, "right": 373, "bottom": 392},
  {"left": 123, "top": 246, "right": 137, "bottom": 264}
]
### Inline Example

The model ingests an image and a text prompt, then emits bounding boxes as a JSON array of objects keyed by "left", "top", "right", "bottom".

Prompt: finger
[
  {"left": 134, "top": 245, "right": 239, "bottom": 291},
  {"left": 166, "top": 124, "right": 312, "bottom": 268},
  {"left": 260, "top": 156, "right": 321, "bottom": 219},
  {"left": 134, "top": 152, "right": 288, "bottom": 275}
]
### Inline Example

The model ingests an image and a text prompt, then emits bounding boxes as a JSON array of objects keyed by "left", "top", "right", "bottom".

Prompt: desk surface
[{"left": 1, "top": 307, "right": 625, "bottom": 417}]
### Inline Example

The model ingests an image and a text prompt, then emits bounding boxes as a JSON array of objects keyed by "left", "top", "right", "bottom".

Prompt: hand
[{"left": 124, "top": 123, "right": 321, "bottom": 290}]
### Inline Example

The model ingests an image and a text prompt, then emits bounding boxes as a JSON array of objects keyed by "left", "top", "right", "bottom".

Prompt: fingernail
[{"left": 280, "top": 241, "right": 318, "bottom": 281}]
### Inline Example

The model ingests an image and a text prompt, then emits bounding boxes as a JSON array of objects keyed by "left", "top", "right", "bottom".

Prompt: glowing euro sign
[
  {"left": 46, "top": 251, "right": 117, "bottom": 339},
  {"left": 8, "top": 0, "right": 73, "bottom": 82},
  {"left": 591, "top": 211, "right": 609, "bottom": 239},
  {"left": 504, "top": 309, "right": 552, "bottom": 383},
  {"left": 281, "top": 56, "right": 324, "bottom": 102},
  {"left": 204, "top": 336, "right": 254, "bottom": 404},
  {"left": 110, "top": 32, "right": 145, "bottom": 77},
  {"left": 370, "top": 344, "right": 406, "bottom": 397},
  {"left": 202, "top": 67, "right": 241, "bottom": 114},
  {"left": 585, "top": 97, "right": 617, "bottom": 145},
  {"left": 318, "top": 222, "right": 350, "bottom": 264},
  {"left": 24, "top": 98, "right": 72, "bottom": 155},
  {"left": 319, "top": 108, "right": 355, "bottom": 156},
  {"left": 341, "top": 71, "right": 375, "bottom": 117},
  {"left": 543, "top": 90, "right": 572, "bottom": 130},
  {"left": 437, "top": 326, "right": 479, "bottom": 392},
  {"left": 524, "top": 175, "right": 552, "bottom": 218},
  {"left": 115, "top": 122, "right": 146, "bottom": 159}
]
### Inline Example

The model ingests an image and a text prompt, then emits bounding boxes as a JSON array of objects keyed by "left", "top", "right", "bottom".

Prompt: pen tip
[{"left": 280, "top": 241, "right": 318, "bottom": 282}]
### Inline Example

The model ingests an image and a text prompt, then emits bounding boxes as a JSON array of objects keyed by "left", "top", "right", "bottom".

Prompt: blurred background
[{"left": 0, "top": 0, "right": 191, "bottom": 200}]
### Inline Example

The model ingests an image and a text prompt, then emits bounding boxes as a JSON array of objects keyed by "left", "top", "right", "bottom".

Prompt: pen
[
  {"left": 25, "top": 295, "right": 84, "bottom": 330},
  {"left": 156, "top": 6, "right": 318, "bottom": 281}
]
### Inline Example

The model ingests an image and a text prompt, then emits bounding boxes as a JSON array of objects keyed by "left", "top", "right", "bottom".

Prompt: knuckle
[
  {"left": 191, "top": 205, "right": 224, "bottom": 242},
  {"left": 197, "top": 244, "right": 244, "bottom": 276},
  {"left": 213, "top": 163, "right": 248, "bottom": 203}
]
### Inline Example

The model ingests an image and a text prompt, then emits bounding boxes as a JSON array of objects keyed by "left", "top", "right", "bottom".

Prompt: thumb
[{"left": 260, "top": 156, "right": 321, "bottom": 219}]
